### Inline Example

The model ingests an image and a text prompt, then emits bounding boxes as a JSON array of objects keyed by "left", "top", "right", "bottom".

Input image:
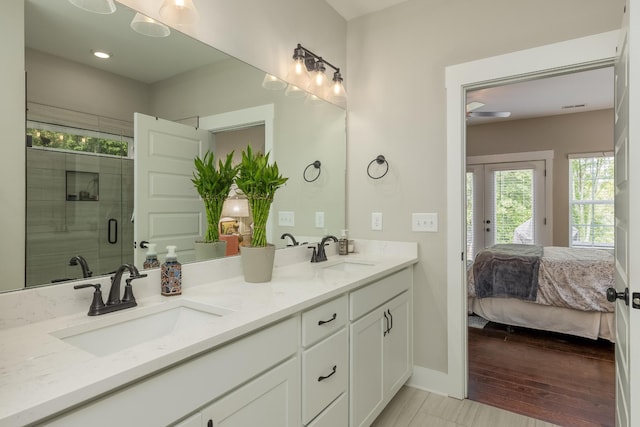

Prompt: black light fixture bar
[{"left": 294, "top": 43, "right": 341, "bottom": 75}]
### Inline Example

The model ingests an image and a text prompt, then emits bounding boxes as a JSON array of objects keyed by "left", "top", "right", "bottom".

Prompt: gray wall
[
  {"left": 467, "top": 109, "right": 614, "bottom": 247},
  {"left": 346, "top": 0, "right": 622, "bottom": 375}
]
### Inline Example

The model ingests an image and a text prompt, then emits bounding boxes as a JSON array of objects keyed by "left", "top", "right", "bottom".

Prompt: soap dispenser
[
  {"left": 161, "top": 245, "right": 182, "bottom": 296},
  {"left": 338, "top": 229, "right": 349, "bottom": 255},
  {"left": 143, "top": 243, "right": 160, "bottom": 269}
]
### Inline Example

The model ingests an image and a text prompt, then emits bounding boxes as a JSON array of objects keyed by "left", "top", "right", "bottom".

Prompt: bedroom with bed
[{"left": 464, "top": 69, "right": 616, "bottom": 426}]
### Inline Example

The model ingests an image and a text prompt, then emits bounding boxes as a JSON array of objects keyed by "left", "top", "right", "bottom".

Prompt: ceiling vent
[{"left": 561, "top": 103, "right": 587, "bottom": 110}]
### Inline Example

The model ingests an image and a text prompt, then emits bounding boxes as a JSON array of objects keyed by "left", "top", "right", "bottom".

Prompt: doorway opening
[{"left": 463, "top": 67, "right": 616, "bottom": 425}]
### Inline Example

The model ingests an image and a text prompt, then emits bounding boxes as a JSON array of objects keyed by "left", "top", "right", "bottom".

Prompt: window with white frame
[{"left": 569, "top": 153, "right": 614, "bottom": 248}]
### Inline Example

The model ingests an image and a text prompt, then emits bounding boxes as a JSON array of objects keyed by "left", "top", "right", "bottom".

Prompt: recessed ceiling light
[{"left": 91, "top": 50, "right": 112, "bottom": 59}]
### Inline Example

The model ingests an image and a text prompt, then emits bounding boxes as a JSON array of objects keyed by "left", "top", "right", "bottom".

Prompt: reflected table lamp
[{"left": 220, "top": 197, "right": 250, "bottom": 254}]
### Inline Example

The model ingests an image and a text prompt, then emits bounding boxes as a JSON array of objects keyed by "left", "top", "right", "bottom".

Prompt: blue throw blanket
[{"left": 473, "top": 244, "right": 543, "bottom": 301}]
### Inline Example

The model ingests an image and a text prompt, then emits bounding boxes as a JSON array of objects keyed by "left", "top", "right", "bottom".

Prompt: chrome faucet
[
  {"left": 310, "top": 235, "right": 338, "bottom": 262},
  {"left": 69, "top": 255, "right": 92, "bottom": 278},
  {"left": 281, "top": 233, "right": 299, "bottom": 246},
  {"left": 74, "top": 263, "right": 147, "bottom": 316}
]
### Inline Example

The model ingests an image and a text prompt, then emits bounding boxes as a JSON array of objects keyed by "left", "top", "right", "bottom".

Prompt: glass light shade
[
  {"left": 68, "top": 0, "right": 116, "bottom": 14},
  {"left": 285, "top": 58, "right": 311, "bottom": 92},
  {"left": 130, "top": 13, "right": 171, "bottom": 37},
  {"left": 284, "top": 84, "right": 307, "bottom": 99},
  {"left": 159, "top": 0, "right": 199, "bottom": 27},
  {"left": 328, "top": 79, "right": 347, "bottom": 104},
  {"left": 262, "top": 73, "right": 287, "bottom": 90},
  {"left": 221, "top": 198, "right": 249, "bottom": 218},
  {"left": 305, "top": 93, "right": 325, "bottom": 106}
]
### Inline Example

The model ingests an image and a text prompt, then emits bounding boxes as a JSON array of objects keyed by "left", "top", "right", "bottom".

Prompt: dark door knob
[{"left": 606, "top": 287, "right": 629, "bottom": 305}]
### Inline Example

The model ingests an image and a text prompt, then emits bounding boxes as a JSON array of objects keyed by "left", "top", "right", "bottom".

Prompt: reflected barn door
[{"left": 134, "top": 113, "right": 212, "bottom": 266}]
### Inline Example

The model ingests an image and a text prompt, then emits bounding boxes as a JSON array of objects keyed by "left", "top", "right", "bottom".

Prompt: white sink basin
[
  {"left": 51, "top": 300, "right": 231, "bottom": 356},
  {"left": 322, "top": 260, "right": 375, "bottom": 273}
]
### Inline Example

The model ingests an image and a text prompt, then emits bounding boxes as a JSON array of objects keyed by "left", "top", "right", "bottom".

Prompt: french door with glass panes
[{"left": 466, "top": 160, "right": 548, "bottom": 260}]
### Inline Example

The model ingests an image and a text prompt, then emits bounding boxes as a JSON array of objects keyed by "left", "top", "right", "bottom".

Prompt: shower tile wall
[{"left": 26, "top": 149, "right": 134, "bottom": 286}]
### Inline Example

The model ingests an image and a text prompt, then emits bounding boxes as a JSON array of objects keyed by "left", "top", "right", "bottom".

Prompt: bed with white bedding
[{"left": 467, "top": 245, "right": 615, "bottom": 341}]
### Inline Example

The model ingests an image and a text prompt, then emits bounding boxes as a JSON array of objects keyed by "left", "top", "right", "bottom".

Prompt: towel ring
[
  {"left": 304, "top": 160, "right": 322, "bottom": 182},
  {"left": 367, "top": 155, "right": 389, "bottom": 179}
]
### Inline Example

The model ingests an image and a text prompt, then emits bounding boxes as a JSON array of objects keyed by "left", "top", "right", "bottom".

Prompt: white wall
[
  {"left": 0, "top": 1, "right": 25, "bottom": 291},
  {"left": 346, "top": 0, "right": 623, "bottom": 378}
]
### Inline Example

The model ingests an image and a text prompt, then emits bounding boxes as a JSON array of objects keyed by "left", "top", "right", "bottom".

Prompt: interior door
[
  {"left": 612, "top": 2, "right": 639, "bottom": 425},
  {"left": 133, "top": 113, "right": 212, "bottom": 266}
]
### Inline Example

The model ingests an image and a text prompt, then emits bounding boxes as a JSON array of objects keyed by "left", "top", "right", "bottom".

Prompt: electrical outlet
[
  {"left": 278, "top": 211, "right": 295, "bottom": 227},
  {"left": 315, "top": 211, "right": 325, "bottom": 228},
  {"left": 371, "top": 212, "right": 383, "bottom": 231},
  {"left": 412, "top": 213, "right": 438, "bottom": 232}
]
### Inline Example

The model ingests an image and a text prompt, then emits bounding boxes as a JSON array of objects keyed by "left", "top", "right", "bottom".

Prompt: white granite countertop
[{"left": 0, "top": 243, "right": 417, "bottom": 426}]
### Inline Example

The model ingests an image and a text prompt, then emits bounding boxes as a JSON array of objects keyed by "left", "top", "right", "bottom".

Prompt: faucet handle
[
  {"left": 74, "top": 283, "right": 105, "bottom": 316},
  {"left": 308, "top": 245, "right": 318, "bottom": 263},
  {"left": 122, "top": 278, "right": 138, "bottom": 304}
]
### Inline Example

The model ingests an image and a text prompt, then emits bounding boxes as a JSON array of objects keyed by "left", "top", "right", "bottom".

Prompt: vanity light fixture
[
  {"left": 68, "top": 0, "right": 116, "bottom": 14},
  {"left": 285, "top": 44, "right": 347, "bottom": 104},
  {"left": 130, "top": 13, "right": 171, "bottom": 38},
  {"left": 91, "top": 49, "right": 112, "bottom": 59},
  {"left": 159, "top": 0, "right": 199, "bottom": 27}
]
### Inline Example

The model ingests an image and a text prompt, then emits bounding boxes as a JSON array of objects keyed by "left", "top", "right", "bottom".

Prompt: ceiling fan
[{"left": 466, "top": 101, "right": 511, "bottom": 118}]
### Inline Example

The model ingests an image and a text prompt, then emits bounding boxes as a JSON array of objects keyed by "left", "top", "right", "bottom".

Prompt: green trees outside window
[{"left": 569, "top": 155, "right": 614, "bottom": 248}]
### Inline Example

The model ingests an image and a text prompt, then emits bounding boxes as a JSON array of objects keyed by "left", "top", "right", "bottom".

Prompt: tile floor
[{"left": 372, "top": 386, "right": 558, "bottom": 427}]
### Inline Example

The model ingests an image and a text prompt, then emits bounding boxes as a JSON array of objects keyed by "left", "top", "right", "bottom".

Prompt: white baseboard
[{"left": 405, "top": 365, "right": 451, "bottom": 397}]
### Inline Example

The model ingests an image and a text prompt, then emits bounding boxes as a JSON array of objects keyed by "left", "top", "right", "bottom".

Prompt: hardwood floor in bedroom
[{"left": 468, "top": 322, "right": 615, "bottom": 427}]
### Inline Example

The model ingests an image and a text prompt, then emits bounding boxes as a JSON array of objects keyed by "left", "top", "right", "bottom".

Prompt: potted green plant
[
  {"left": 191, "top": 150, "right": 239, "bottom": 260},
  {"left": 235, "top": 145, "right": 288, "bottom": 282}
]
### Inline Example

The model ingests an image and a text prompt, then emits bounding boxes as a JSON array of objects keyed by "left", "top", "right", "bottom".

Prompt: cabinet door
[
  {"left": 202, "top": 357, "right": 300, "bottom": 427},
  {"left": 349, "top": 308, "right": 385, "bottom": 427},
  {"left": 383, "top": 291, "right": 411, "bottom": 398}
]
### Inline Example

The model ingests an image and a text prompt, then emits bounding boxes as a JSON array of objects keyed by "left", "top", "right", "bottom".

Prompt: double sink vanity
[{"left": 0, "top": 240, "right": 417, "bottom": 427}]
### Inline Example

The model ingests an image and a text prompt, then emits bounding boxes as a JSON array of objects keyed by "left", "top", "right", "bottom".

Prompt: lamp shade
[
  {"left": 130, "top": 13, "right": 171, "bottom": 37},
  {"left": 221, "top": 198, "right": 249, "bottom": 218},
  {"left": 68, "top": 0, "right": 116, "bottom": 14},
  {"left": 159, "top": 0, "right": 199, "bottom": 27}
]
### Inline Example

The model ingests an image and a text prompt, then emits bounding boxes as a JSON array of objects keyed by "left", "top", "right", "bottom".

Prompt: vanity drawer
[
  {"left": 302, "top": 295, "right": 348, "bottom": 347},
  {"left": 307, "top": 392, "right": 348, "bottom": 427},
  {"left": 350, "top": 268, "right": 411, "bottom": 321},
  {"left": 302, "top": 328, "right": 348, "bottom": 424}
]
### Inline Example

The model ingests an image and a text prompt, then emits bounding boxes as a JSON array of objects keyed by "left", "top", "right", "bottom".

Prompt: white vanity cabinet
[
  {"left": 42, "top": 317, "right": 300, "bottom": 427},
  {"left": 349, "top": 268, "right": 413, "bottom": 427},
  {"left": 301, "top": 295, "right": 349, "bottom": 426},
  {"left": 199, "top": 357, "right": 300, "bottom": 427}
]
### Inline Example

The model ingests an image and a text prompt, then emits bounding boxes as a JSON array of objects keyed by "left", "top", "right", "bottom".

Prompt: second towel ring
[
  {"left": 304, "top": 160, "right": 322, "bottom": 182},
  {"left": 367, "top": 155, "right": 389, "bottom": 179}
]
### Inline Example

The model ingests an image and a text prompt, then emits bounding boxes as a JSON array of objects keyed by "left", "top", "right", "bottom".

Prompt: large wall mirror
[{"left": 22, "top": 0, "right": 346, "bottom": 290}]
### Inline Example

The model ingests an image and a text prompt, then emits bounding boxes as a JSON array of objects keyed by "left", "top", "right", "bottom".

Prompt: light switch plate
[
  {"left": 412, "top": 213, "right": 438, "bottom": 232},
  {"left": 315, "top": 211, "right": 325, "bottom": 228},
  {"left": 371, "top": 212, "right": 383, "bottom": 231},
  {"left": 278, "top": 211, "right": 295, "bottom": 227}
]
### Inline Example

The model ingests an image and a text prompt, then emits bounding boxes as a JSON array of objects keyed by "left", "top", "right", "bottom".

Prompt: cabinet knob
[{"left": 207, "top": 420, "right": 213, "bottom": 427}]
